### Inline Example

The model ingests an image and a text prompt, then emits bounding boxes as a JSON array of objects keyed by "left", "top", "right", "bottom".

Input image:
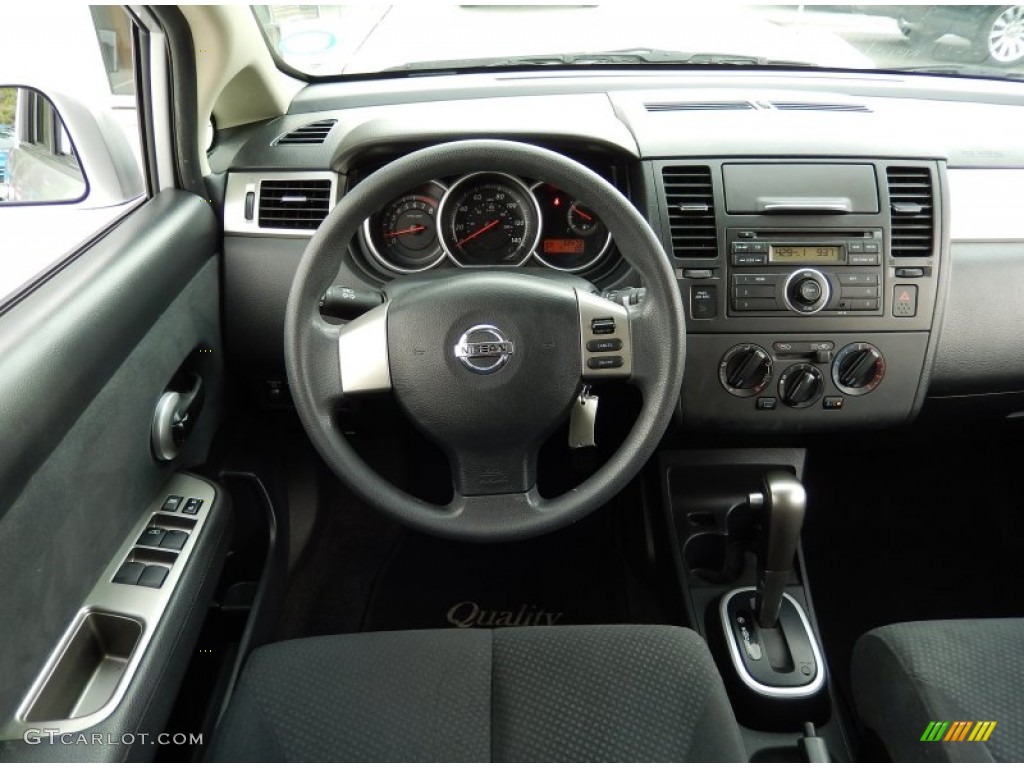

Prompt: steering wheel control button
[
  {"left": 823, "top": 397, "right": 845, "bottom": 410},
  {"left": 893, "top": 284, "right": 918, "bottom": 317},
  {"left": 112, "top": 561, "right": 146, "bottom": 586},
  {"left": 590, "top": 317, "right": 616, "bottom": 335},
  {"left": 161, "top": 495, "right": 183, "bottom": 512},
  {"left": 453, "top": 324, "right": 515, "bottom": 374},
  {"left": 138, "top": 565, "right": 169, "bottom": 590},
  {"left": 182, "top": 497, "right": 204, "bottom": 515},
  {"left": 783, "top": 269, "right": 831, "bottom": 314},
  {"left": 137, "top": 528, "right": 167, "bottom": 548},
  {"left": 586, "top": 338, "right": 623, "bottom": 353},
  {"left": 756, "top": 397, "right": 778, "bottom": 411},
  {"left": 587, "top": 355, "right": 623, "bottom": 370},
  {"left": 719, "top": 344, "right": 773, "bottom": 398},
  {"left": 161, "top": 530, "right": 189, "bottom": 551}
]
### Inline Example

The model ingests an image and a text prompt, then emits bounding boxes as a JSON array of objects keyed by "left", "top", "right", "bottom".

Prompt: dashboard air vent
[
  {"left": 662, "top": 166, "right": 718, "bottom": 259},
  {"left": 770, "top": 101, "right": 871, "bottom": 112},
  {"left": 258, "top": 179, "right": 332, "bottom": 230},
  {"left": 886, "top": 167, "right": 934, "bottom": 257},
  {"left": 274, "top": 119, "right": 337, "bottom": 146},
  {"left": 645, "top": 101, "right": 754, "bottom": 112}
]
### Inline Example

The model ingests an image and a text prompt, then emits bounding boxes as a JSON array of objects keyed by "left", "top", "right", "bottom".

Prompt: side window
[{"left": 0, "top": 5, "right": 146, "bottom": 306}]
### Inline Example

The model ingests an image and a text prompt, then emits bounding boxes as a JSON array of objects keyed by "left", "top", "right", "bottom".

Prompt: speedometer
[{"left": 439, "top": 173, "right": 540, "bottom": 267}]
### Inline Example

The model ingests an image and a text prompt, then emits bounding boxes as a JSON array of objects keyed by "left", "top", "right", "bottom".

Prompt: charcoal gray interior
[{"left": 1, "top": 4, "right": 1023, "bottom": 763}]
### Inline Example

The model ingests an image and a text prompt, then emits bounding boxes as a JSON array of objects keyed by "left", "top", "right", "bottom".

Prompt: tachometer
[
  {"left": 439, "top": 173, "right": 540, "bottom": 267},
  {"left": 363, "top": 182, "right": 446, "bottom": 273},
  {"left": 532, "top": 183, "right": 612, "bottom": 272}
]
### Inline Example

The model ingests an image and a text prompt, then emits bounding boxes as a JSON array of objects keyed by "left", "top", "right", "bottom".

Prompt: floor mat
[
  {"left": 362, "top": 513, "right": 632, "bottom": 632},
  {"left": 802, "top": 439, "right": 1024, "bottom": 713}
]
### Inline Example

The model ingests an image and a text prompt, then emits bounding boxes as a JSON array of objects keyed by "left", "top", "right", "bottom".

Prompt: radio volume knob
[
  {"left": 778, "top": 364, "right": 824, "bottom": 408},
  {"left": 783, "top": 269, "right": 830, "bottom": 314},
  {"left": 719, "top": 344, "right": 772, "bottom": 397}
]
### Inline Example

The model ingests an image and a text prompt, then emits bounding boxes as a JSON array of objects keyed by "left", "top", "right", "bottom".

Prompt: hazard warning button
[{"left": 893, "top": 285, "right": 918, "bottom": 317}]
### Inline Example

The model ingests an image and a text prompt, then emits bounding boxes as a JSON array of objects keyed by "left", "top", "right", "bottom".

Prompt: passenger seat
[{"left": 852, "top": 619, "right": 1022, "bottom": 762}]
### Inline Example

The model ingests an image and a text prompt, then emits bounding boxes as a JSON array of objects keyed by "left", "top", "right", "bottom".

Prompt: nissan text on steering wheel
[{"left": 284, "top": 140, "right": 685, "bottom": 542}]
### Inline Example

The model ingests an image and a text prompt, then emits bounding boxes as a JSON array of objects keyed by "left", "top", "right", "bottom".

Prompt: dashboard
[{"left": 213, "top": 69, "right": 1024, "bottom": 434}]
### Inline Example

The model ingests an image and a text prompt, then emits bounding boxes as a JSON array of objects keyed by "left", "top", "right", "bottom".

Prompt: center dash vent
[
  {"left": 886, "top": 167, "right": 934, "bottom": 257},
  {"left": 770, "top": 101, "right": 871, "bottom": 112},
  {"left": 662, "top": 166, "right": 717, "bottom": 259},
  {"left": 258, "top": 179, "right": 332, "bottom": 230},
  {"left": 646, "top": 101, "right": 754, "bottom": 112},
  {"left": 273, "top": 119, "right": 337, "bottom": 146}
]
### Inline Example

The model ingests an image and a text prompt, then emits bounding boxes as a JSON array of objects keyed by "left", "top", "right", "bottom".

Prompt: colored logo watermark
[{"left": 921, "top": 721, "right": 997, "bottom": 743}]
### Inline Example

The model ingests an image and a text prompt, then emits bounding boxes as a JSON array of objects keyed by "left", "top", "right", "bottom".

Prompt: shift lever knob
[{"left": 754, "top": 470, "right": 806, "bottom": 628}]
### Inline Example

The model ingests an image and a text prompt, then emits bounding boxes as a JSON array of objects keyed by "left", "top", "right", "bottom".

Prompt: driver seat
[{"left": 207, "top": 624, "right": 746, "bottom": 762}]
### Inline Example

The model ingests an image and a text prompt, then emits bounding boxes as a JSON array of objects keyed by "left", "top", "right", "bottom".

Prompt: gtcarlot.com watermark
[{"left": 23, "top": 729, "right": 202, "bottom": 747}]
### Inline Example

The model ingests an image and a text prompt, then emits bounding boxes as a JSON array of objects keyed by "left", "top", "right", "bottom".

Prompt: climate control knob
[
  {"left": 783, "top": 269, "right": 831, "bottom": 314},
  {"left": 833, "top": 343, "right": 885, "bottom": 395},
  {"left": 778, "top": 364, "right": 824, "bottom": 408},
  {"left": 719, "top": 344, "right": 773, "bottom": 397}
]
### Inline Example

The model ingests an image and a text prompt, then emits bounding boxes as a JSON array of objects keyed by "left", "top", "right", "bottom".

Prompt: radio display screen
[{"left": 769, "top": 245, "right": 843, "bottom": 264}]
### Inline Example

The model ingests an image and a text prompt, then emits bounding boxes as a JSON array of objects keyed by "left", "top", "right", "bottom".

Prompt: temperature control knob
[
  {"left": 778, "top": 364, "right": 824, "bottom": 408},
  {"left": 833, "top": 343, "right": 885, "bottom": 395},
  {"left": 783, "top": 269, "right": 831, "bottom": 314},
  {"left": 719, "top": 344, "right": 773, "bottom": 397}
]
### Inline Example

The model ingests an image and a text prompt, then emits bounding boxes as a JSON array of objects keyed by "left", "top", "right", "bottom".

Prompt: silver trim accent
[
  {"left": 453, "top": 324, "right": 515, "bottom": 374},
  {"left": 782, "top": 268, "right": 831, "bottom": 314},
  {"left": 360, "top": 180, "right": 449, "bottom": 274},
  {"left": 149, "top": 31, "right": 175, "bottom": 192},
  {"left": 529, "top": 181, "right": 613, "bottom": 273},
  {"left": 719, "top": 587, "right": 826, "bottom": 699},
  {"left": 151, "top": 391, "right": 182, "bottom": 462},
  {"left": 437, "top": 172, "right": 542, "bottom": 269},
  {"left": 2, "top": 475, "right": 216, "bottom": 739},
  {"left": 576, "top": 290, "right": 632, "bottom": 380},
  {"left": 338, "top": 304, "right": 392, "bottom": 394},
  {"left": 224, "top": 171, "right": 340, "bottom": 238}
]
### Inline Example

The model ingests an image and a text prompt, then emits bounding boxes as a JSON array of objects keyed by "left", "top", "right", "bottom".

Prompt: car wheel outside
[{"left": 980, "top": 5, "right": 1024, "bottom": 65}]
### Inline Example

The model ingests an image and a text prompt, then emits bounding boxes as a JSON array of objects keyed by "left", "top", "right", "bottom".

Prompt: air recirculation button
[
  {"left": 719, "top": 344, "right": 773, "bottom": 397},
  {"left": 833, "top": 343, "right": 885, "bottom": 395}
]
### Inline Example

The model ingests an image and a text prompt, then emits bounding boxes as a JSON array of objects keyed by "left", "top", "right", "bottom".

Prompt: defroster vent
[
  {"left": 662, "top": 166, "right": 718, "bottom": 258},
  {"left": 886, "top": 167, "right": 934, "bottom": 257},
  {"left": 258, "top": 179, "right": 332, "bottom": 230}
]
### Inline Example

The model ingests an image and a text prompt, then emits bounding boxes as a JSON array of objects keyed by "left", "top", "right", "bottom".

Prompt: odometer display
[
  {"left": 543, "top": 238, "right": 585, "bottom": 254},
  {"left": 769, "top": 245, "right": 843, "bottom": 264},
  {"left": 439, "top": 173, "right": 540, "bottom": 267}
]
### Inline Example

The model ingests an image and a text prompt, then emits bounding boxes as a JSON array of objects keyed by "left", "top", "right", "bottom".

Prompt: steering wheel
[{"left": 285, "top": 140, "right": 685, "bottom": 542}]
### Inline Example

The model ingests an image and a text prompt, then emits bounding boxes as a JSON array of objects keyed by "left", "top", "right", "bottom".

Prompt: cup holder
[{"left": 683, "top": 532, "right": 744, "bottom": 583}]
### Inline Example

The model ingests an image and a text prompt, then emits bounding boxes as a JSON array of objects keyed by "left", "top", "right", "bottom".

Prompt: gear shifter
[{"left": 754, "top": 470, "right": 806, "bottom": 628}]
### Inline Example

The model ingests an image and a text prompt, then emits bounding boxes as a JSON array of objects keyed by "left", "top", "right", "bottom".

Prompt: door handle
[{"left": 151, "top": 374, "right": 204, "bottom": 462}]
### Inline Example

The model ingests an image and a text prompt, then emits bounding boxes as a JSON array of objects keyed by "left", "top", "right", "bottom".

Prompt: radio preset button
[
  {"left": 848, "top": 299, "right": 880, "bottom": 311},
  {"left": 734, "top": 274, "right": 778, "bottom": 285},
  {"left": 840, "top": 286, "right": 880, "bottom": 299},
  {"left": 749, "top": 242, "right": 768, "bottom": 253},
  {"left": 732, "top": 298, "right": 778, "bottom": 311},
  {"left": 734, "top": 285, "right": 775, "bottom": 299},
  {"left": 838, "top": 273, "right": 879, "bottom": 285}
]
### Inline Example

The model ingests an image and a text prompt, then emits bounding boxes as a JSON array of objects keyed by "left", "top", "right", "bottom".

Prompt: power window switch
[
  {"left": 113, "top": 561, "right": 145, "bottom": 586},
  {"left": 161, "top": 495, "right": 183, "bottom": 512},
  {"left": 138, "top": 565, "right": 169, "bottom": 589},
  {"left": 137, "top": 527, "right": 166, "bottom": 548},
  {"left": 182, "top": 498, "right": 203, "bottom": 515},
  {"left": 161, "top": 530, "right": 189, "bottom": 551}
]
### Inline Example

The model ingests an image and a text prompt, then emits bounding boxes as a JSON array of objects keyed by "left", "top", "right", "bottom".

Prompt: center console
[{"left": 649, "top": 159, "right": 944, "bottom": 431}]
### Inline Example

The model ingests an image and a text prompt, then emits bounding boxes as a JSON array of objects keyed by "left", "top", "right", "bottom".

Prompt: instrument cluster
[{"left": 360, "top": 172, "right": 614, "bottom": 275}]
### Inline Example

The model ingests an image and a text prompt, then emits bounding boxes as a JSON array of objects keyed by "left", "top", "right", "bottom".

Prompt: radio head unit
[{"left": 728, "top": 228, "right": 884, "bottom": 316}]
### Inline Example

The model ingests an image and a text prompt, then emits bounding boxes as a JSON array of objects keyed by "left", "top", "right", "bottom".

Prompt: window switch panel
[
  {"left": 138, "top": 565, "right": 169, "bottom": 589},
  {"left": 112, "top": 562, "right": 146, "bottom": 586}
]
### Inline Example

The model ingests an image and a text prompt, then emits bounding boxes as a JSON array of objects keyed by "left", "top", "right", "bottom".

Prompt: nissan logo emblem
[{"left": 453, "top": 324, "right": 515, "bottom": 374}]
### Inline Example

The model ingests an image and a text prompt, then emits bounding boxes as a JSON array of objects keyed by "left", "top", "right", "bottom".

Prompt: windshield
[{"left": 253, "top": 4, "right": 1024, "bottom": 80}]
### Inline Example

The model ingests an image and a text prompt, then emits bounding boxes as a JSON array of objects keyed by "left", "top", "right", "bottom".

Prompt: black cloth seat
[
  {"left": 852, "top": 619, "right": 1024, "bottom": 762},
  {"left": 208, "top": 624, "right": 746, "bottom": 762}
]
